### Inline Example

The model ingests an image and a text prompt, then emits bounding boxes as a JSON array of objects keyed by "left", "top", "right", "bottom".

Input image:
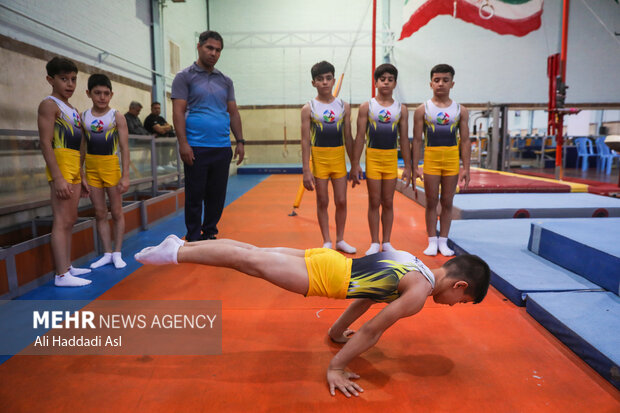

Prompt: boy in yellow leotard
[
  {"left": 351, "top": 64, "right": 412, "bottom": 255},
  {"left": 301, "top": 61, "right": 356, "bottom": 254},
  {"left": 135, "top": 235, "right": 490, "bottom": 398},
  {"left": 82, "top": 74, "right": 130, "bottom": 270},
  {"left": 413, "top": 64, "right": 471, "bottom": 256},
  {"left": 38, "top": 57, "right": 91, "bottom": 287}
]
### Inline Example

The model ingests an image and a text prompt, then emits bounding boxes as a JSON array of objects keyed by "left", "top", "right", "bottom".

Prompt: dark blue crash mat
[
  {"left": 526, "top": 291, "right": 620, "bottom": 390},
  {"left": 528, "top": 218, "right": 620, "bottom": 295},
  {"left": 449, "top": 219, "right": 602, "bottom": 306}
]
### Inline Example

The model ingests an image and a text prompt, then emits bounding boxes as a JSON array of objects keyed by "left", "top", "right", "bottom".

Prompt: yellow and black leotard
[
  {"left": 423, "top": 99, "right": 461, "bottom": 176},
  {"left": 309, "top": 98, "right": 347, "bottom": 179},
  {"left": 304, "top": 248, "right": 435, "bottom": 302},
  {"left": 82, "top": 108, "right": 121, "bottom": 188},
  {"left": 347, "top": 250, "right": 435, "bottom": 303},
  {"left": 44, "top": 95, "right": 83, "bottom": 183}
]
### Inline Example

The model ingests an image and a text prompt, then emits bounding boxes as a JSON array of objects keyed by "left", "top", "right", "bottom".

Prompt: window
[{"left": 169, "top": 41, "right": 180, "bottom": 75}]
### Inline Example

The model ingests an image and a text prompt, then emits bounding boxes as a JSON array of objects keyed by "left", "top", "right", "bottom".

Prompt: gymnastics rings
[{"left": 479, "top": 1, "right": 494, "bottom": 20}]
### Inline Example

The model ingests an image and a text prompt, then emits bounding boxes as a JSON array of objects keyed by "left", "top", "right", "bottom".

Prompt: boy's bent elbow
[{"left": 357, "top": 324, "right": 384, "bottom": 345}]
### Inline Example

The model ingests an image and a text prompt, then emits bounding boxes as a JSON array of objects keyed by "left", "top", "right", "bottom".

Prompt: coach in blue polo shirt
[{"left": 172, "top": 30, "right": 245, "bottom": 242}]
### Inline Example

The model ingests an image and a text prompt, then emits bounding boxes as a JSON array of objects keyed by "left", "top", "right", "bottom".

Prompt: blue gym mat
[
  {"left": 528, "top": 219, "right": 620, "bottom": 295},
  {"left": 449, "top": 219, "right": 603, "bottom": 306},
  {"left": 237, "top": 164, "right": 303, "bottom": 174},
  {"left": 526, "top": 291, "right": 620, "bottom": 390},
  {"left": 451, "top": 193, "right": 620, "bottom": 219},
  {"left": 237, "top": 160, "right": 406, "bottom": 175}
]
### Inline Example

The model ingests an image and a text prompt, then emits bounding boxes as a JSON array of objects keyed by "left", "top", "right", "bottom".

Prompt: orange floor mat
[{"left": 0, "top": 175, "right": 618, "bottom": 412}]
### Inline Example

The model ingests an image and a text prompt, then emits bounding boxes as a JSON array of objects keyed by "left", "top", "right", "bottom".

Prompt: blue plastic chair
[
  {"left": 595, "top": 136, "right": 620, "bottom": 175},
  {"left": 573, "top": 137, "right": 596, "bottom": 171}
]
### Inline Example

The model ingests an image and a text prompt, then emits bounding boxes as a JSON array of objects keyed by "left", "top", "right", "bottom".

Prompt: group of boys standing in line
[{"left": 302, "top": 60, "right": 470, "bottom": 259}]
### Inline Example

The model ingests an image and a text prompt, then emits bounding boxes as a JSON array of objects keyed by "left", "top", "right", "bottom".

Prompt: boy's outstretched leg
[{"left": 135, "top": 237, "right": 310, "bottom": 295}]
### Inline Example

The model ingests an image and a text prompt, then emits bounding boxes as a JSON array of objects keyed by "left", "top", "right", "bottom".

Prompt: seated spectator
[
  {"left": 144, "top": 102, "right": 175, "bottom": 137},
  {"left": 124, "top": 101, "right": 149, "bottom": 135}
]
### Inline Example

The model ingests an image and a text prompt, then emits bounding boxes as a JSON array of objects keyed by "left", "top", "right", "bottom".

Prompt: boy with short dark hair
[
  {"left": 301, "top": 61, "right": 356, "bottom": 253},
  {"left": 351, "top": 63, "right": 412, "bottom": 255},
  {"left": 38, "top": 57, "right": 92, "bottom": 287},
  {"left": 83, "top": 73, "right": 130, "bottom": 269},
  {"left": 135, "top": 235, "right": 491, "bottom": 398},
  {"left": 413, "top": 63, "right": 471, "bottom": 256}
]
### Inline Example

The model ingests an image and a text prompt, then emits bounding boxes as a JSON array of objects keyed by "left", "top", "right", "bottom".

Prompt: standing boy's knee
[
  {"left": 368, "top": 191, "right": 381, "bottom": 208},
  {"left": 440, "top": 196, "right": 453, "bottom": 209},
  {"left": 316, "top": 195, "right": 329, "bottom": 210},
  {"left": 381, "top": 196, "right": 393, "bottom": 210},
  {"left": 426, "top": 196, "right": 439, "bottom": 208},
  {"left": 55, "top": 216, "right": 76, "bottom": 231},
  {"left": 110, "top": 208, "right": 123, "bottom": 222},
  {"left": 334, "top": 197, "right": 347, "bottom": 210},
  {"left": 94, "top": 207, "right": 108, "bottom": 221}
]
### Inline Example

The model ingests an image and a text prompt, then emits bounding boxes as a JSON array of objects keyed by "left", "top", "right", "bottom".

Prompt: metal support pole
[
  {"left": 490, "top": 106, "right": 501, "bottom": 170},
  {"left": 382, "top": 0, "right": 391, "bottom": 63},
  {"left": 371, "top": 0, "right": 377, "bottom": 97},
  {"left": 500, "top": 106, "right": 509, "bottom": 171},
  {"left": 151, "top": 137, "right": 158, "bottom": 197},
  {"left": 151, "top": 0, "right": 166, "bottom": 111}
]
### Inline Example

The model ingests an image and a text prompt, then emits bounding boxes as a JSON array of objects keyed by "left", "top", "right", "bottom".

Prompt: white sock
[
  {"left": 166, "top": 234, "right": 185, "bottom": 246},
  {"left": 365, "top": 243, "right": 380, "bottom": 256},
  {"left": 322, "top": 242, "right": 332, "bottom": 249},
  {"left": 437, "top": 237, "right": 454, "bottom": 256},
  {"left": 69, "top": 265, "right": 91, "bottom": 275},
  {"left": 336, "top": 240, "right": 356, "bottom": 254},
  {"left": 112, "top": 252, "right": 127, "bottom": 269},
  {"left": 55, "top": 271, "right": 91, "bottom": 287},
  {"left": 134, "top": 237, "right": 180, "bottom": 265},
  {"left": 381, "top": 242, "right": 396, "bottom": 252},
  {"left": 90, "top": 253, "right": 112, "bottom": 269},
  {"left": 423, "top": 237, "right": 438, "bottom": 256}
]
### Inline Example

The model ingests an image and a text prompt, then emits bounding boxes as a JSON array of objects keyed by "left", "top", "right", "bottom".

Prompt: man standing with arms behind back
[{"left": 172, "top": 30, "right": 245, "bottom": 242}]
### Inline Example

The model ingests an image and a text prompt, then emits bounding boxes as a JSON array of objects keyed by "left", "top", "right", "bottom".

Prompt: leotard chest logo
[
  {"left": 378, "top": 109, "right": 391, "bottom": 123},
  {"left": 90, "top": 119, "right": 104, "bottom": 132},
  {"left": 436, "top": 112, "right": 450, "bottom": 125},
  {"left": 73, "top": 112, "right": 81, "bottom": 127},
  {"left": 322, "top": 109, "right": 336, "bottom": 123}
]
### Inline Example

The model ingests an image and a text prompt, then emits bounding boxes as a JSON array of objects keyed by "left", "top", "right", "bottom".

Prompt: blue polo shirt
[{"left": 171, "top": 63, "right": 236, "bottom": 148}]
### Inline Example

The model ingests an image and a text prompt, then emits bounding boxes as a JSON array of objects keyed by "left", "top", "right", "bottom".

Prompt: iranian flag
[{"left": 399, "top": 0, "right": 544, "bottom": 40}]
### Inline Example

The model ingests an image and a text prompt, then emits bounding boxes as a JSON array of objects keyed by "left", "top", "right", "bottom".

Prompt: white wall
[
  {"left": 162, "top": 0, "right": 208, "bottom": 74},
  {"left": 211, "top": 0, "right": 377, "bottom": 105},
  {"left": 207, "top": 0, "right": 620, "bottom": 106},
  {"left": 0, "top": 0, "right": 154, "bottom": 84},
  {"left": 1, "top": 0, "right": 619, "bottom": 107}
]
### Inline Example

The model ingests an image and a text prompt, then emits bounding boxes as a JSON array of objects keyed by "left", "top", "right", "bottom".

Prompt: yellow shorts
[
  {"left": 46, "top": 148, "right": 81, "bottom": 184},
  {"left": 85, "top": 154, "right": 121, "bottom": 188},
  {"left": 423, "top": 146, "right": 460, "bottom": 176},
  {"left": 311, "top": 146, "right": 347, "bottom": 180},
  {"left": 304, "top": 248, "right": 352, "bottom": 299},
  {"left": 365, "top": 147, "right": 398, "bottom": 180}
]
